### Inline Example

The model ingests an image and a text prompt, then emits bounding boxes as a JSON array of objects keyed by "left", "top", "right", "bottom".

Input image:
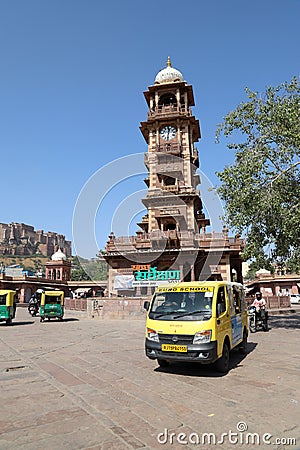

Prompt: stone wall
[
  {"left": 65, "top": 297, "right": 147, "bottom": 320},
  {"left": 246, "top": 295, "right": 290, "bottom": 308},
  {"left": 65, "top": 295, "right": 293, "bottom": 320}
]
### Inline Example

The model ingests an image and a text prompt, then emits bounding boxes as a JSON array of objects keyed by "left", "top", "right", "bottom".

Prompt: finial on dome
[{"left": 154, "top": 58, "right": 184, "bottom": 84}]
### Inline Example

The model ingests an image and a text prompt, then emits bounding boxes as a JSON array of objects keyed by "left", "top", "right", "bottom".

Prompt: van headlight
[
  {"left": 147, "top": 328, "right": 159, "bottom": 342},
  {"left": 193, "top": 330, "right": 212, "bottom": 344}
]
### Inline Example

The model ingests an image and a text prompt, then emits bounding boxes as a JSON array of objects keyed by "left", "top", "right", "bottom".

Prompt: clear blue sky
[{"left": 0, "top": 0, "right": 299, "bottom": 258}]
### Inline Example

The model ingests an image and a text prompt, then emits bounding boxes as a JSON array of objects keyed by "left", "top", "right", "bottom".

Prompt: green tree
[
  {"left": 71, "top": 267, "right": 91, "bottom": 281},
  {"left": 71, "top": 256, "right": 91, "bottom": 281},
  {"left": 71, "top": 255, "right": 108, "bottom": 281},
  {"left": 216, "top": 77, "right": 300, "bottom": 271}
]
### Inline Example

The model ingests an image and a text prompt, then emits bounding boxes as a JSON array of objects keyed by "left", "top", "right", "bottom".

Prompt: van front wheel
[{"left": 216, "top": 343, "right": 230, "bottom": 373}]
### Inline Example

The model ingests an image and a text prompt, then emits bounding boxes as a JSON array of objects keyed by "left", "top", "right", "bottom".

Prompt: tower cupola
[{"left": 154, "top": 56, "right": 184, "bottom": 84}]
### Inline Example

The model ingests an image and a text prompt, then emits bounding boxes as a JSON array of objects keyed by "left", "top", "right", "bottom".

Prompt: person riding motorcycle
[
  {"left": 28, "top": 294, "right": 40, "bottom": 316},
  {"left": 250, "top": 292, "right": 268, "bottom": 329}
]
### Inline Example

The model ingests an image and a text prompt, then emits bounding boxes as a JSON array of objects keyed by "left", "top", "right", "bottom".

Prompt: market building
[
  {"left": 0, "top": 248, "right": 72, "bottom": 302},
  {"left": 245, "top": 269, "right": 300, "bottom": 307},
  {"left": 0, "top": 249, "right": 106, "bottom": 302},
  {"left": 104, "top": 58, "right": 245, "bottom": 296}
]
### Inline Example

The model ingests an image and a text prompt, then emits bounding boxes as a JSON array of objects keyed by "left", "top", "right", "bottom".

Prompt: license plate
[{"left": 161, "top": 344, "right": 187, "bottom": 352}]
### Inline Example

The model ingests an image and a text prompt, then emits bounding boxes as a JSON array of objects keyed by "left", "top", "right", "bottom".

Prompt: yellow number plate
[{"left": 161, "top": 344, "right": 187, "bottom": 352}]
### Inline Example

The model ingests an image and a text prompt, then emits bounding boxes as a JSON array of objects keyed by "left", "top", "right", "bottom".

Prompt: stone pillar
[
  {"left": 20, "top": 287, "right": 25, "bottom": 303},
  {"left": 147, "top": 286, "right": 153, "bottom": 297},
  {"left": 190, "top": 264, "right": 195, "bottom": 281},
  {"left": 135, "top": 286, "right": 142, "bottom": 297},
  {"left": 180, "top": 264, "right": 184, "bottom": 281}
]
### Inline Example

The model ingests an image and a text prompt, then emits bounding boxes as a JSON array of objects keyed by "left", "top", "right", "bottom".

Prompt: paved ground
[{"left": 0, "top": 308, "right": 299, "bottom": 450}]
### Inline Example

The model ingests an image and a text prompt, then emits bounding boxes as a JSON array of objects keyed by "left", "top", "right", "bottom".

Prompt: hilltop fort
[{"left": 0, "top": 222, "right": 71, "bottom": 258}]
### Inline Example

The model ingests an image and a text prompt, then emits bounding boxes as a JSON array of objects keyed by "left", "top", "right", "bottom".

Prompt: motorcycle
[
  {"left": 248, "top": 305, "right": 268, "bottom": 332},
  {"left": 28, "top": 297, "right": 39, "bottom": 317}
]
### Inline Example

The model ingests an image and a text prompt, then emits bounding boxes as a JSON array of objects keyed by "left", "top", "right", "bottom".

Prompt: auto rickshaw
[
  {"left": 0, "top": 289, "right": 16, "bottom": 325},
  {"left": 39, "top": 290, "right": 64, "bottom": 322}
]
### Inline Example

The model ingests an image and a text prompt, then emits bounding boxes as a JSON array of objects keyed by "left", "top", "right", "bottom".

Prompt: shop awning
[{"left": 74, "top": 288, "right": 91, "bottom": 294}]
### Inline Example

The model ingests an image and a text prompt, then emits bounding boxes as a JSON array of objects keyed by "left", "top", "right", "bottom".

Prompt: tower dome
[
  {"left": 51, "top": 247, "right": 67, "bottom": 261},
  {"left": 154, "top": 57, "right": 184, "bottom": 84}
]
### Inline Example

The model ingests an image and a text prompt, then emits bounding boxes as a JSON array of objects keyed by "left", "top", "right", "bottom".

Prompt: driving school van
[{"left": 144, "top": 281, "right": 248, "bottom": 373}]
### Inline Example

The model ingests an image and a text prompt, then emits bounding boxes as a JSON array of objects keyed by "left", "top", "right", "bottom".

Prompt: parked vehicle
[
  {"left": 144, "top": 281, "right": 248, "bottom": 373},
  {"left": 0, "top": 290, "right": 16, "bottom": 325},
  {"left": 290, "top": 294, "right": 300, "bottom": 305},
  {"left": 39, "top": 291, "right": 64, "bottom": 322}
]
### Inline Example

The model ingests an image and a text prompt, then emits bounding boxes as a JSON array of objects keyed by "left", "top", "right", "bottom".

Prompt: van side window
[
  {"left": 226, "top": 285, "right": 235, "bottom": 315},
  {"left": 216, "top": 287, "right": 226, "bottom": 316},
  {"left": 233, "top": 287, "right": 241, "bottom": 314},
  {"left": 239, "top": 288, "right": 245, "bottom": 311}
]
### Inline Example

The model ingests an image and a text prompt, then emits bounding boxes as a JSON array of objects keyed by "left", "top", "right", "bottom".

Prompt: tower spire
[{"left": 167, "top": 56, "right": 171, "bottom": 67}]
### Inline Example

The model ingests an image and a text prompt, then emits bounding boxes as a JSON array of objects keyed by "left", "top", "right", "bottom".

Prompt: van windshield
[{"left": 149, "top": 290, "right": 214, "bottom": 320}]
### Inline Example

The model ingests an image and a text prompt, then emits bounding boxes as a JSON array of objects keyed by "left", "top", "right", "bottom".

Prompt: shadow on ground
[
  {"left": 154, "top": 342, "right": 257, "bottom": 378},
  {"left": 39, "top": 317, "right": 80, "bottom": 323},
  {"left": 0, "top": 321, "right": 35, "bottom": 326},
  {"left": 269, "top": 314, "right": 300, "bottom": 330},
  {"left": 1, "top": 317, "right": 80, "bottom": 327}
]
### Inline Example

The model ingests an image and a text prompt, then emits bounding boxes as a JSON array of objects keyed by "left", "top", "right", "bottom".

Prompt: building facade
[
  {"left": 246, "top": 269, "right": 300, "bottom": 298},
  {"left": 45, "top": 248, "right": 72, "bottom": 282},
  {"left": 104, "top": 59, "right": 245, "bottom": 296}
]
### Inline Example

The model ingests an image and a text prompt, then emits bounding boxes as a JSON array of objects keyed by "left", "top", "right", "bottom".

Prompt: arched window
[{"left": 158, "top": 93, "right": 177, "bottom": 107}]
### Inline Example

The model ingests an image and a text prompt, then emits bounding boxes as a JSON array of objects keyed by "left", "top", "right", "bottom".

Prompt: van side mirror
[{"left": 143, "top": 301, "right": 150, "bottom": 311}]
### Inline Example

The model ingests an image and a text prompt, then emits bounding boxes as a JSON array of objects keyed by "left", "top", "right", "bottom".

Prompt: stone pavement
[{"left": 0, "top": 308, "right": 299, "bottom": 450}]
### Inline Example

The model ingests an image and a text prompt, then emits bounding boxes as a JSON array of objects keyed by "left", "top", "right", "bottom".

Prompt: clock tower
[
  {"left": 104, "top": 58, "right": 244, "bottom": 296},
  {"left": 139, "top": 56, "right": 209, "bottom": 237}
]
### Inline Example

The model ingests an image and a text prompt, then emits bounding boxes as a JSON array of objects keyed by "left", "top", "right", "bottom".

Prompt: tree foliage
[
  {"left": 216, "top": 77, "right": 300, "bottom": 271},
  {"left": 71, "top": 255, "right": 108, "bottom": 281}
]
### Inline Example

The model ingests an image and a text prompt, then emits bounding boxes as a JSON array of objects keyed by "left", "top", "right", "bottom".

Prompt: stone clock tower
[
  {"left": 104, "top": 58, "right": 244, "bottom": 296},
  {"left": 139, "top": 56, "right": 210, "bottom": 238}
]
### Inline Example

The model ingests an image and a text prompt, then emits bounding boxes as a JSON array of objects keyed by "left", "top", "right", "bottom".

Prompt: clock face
[{"left": 160, "top": 125, "right": 177, "bottom": 141}]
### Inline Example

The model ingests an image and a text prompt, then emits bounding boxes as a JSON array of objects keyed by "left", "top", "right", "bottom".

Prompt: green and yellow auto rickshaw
[
  {"left": 0, "top": 289, "right": 16, "bottom": 325},
  {"left": 40, "top": 290, "right": 64, "bottom": 322}
]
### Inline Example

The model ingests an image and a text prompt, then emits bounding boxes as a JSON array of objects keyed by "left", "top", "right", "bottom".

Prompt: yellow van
[{"left": 144, "top": 281, "right": 248, "bottom": 373}]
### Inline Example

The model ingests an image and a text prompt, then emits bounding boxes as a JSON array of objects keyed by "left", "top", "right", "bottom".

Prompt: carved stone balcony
[
  {"left": 147, "top": 105, "right": 192, "bottom": 119},
  {"left": 161, "top": 185, "right": 179, "bottom": 194},
  {"left": 105, "top": 229, "right": 245, "bottom": 254},
  {"left": 156, "top": 143, "right": 181, "bottom": 155}
]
